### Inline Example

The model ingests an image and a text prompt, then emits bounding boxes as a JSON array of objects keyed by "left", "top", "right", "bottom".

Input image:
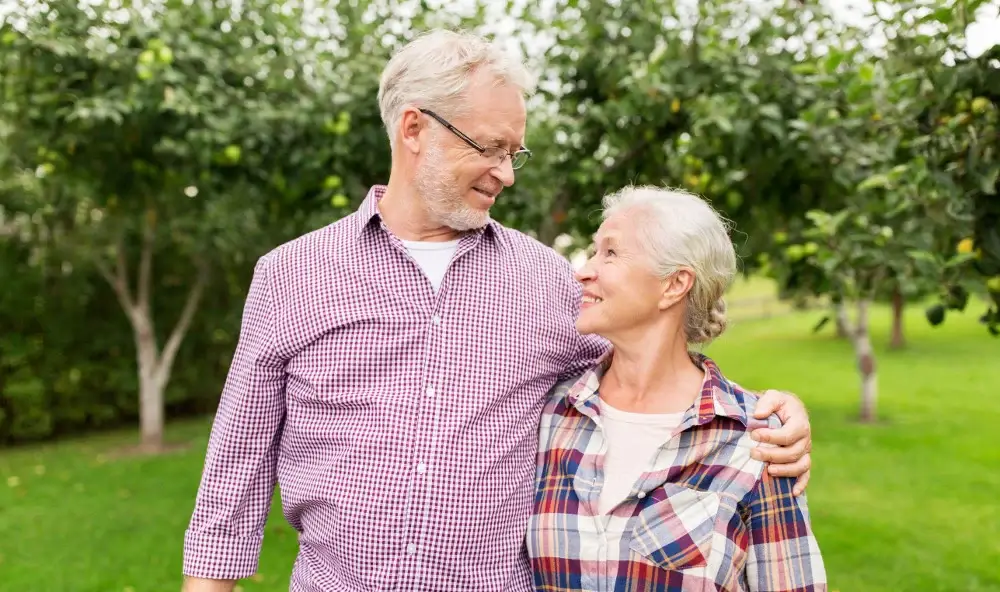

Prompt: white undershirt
[
  {"left": 401, "top": 239, "right": 460, "bottom": 292},
  {"left": 598, "top": 399, "right": 686, "bottom": 515}
]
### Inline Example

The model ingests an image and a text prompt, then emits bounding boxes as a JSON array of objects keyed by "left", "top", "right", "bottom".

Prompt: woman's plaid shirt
[{"left": 526, "top": 352, "right": 827, "bottom": 591}]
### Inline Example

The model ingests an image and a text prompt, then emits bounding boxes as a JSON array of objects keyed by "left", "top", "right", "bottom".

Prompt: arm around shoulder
[
  {"left": 182, "top": 255, "right": 288, "bottom": 582},
  {"left": 181, "top": 577, "right": 237, "bottom": 592}
]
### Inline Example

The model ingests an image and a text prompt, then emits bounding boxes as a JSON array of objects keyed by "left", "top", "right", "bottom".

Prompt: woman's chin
[{"left": 575, "top": 317, "right": 601, "bottom": 336}]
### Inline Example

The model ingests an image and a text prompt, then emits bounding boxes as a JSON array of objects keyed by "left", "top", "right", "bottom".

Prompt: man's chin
[{"left": 439, "top": 210, "right": 491, "bottom": 232}]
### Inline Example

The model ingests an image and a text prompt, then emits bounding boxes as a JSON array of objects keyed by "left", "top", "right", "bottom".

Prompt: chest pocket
[{"left": 628, "top": 483, "right": 721, "bottom": 571}]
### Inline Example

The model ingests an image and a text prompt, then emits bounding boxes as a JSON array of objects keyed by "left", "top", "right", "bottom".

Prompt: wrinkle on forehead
[{"left": 461, "top": 75, "right": 527, "bottom": 148}]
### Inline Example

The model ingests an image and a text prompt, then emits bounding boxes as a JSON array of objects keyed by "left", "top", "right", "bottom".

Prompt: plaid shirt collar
[
  {"left": 353, "top": 184, "right": 504, "bottom": 247},
  {"left": 565, "top": 349, "right": 750, "bottom": 429}
]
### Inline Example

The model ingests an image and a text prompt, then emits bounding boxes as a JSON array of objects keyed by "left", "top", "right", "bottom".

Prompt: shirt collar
[
  {"left": 566, "top": 350, "right": 750, "bottom": 427},
  {"left": 353, "top": 184, "right": 504, "bottom": 246}
]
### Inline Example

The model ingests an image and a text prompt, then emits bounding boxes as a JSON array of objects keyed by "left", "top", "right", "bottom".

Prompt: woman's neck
[{"left": 600, "top": 328, "right": 705, "bottom": 414}]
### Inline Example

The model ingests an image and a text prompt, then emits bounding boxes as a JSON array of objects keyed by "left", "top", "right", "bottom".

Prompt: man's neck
[{"left": 379, "top": 177, "right": 461, "bottom": 242}]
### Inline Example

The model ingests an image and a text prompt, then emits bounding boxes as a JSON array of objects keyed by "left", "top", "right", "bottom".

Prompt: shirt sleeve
[
  {"left": 560, "top": 331, "right": 610, "bottom": 380},
  {"left": 183, "top": 255, "right": 288, "bottom": 580},
  {"left": 743, "top": 470, "right": 828, "bottom": 592}
]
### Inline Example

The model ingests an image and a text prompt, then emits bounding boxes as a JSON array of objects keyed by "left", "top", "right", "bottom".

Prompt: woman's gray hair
[
  {"left": 377, "top": 29, "right": 535, "bottom": 150},
  {"left": 602, "top": 185, "right": 738, "bottom": 344}
]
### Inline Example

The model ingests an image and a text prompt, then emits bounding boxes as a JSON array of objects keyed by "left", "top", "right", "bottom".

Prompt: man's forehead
[{"left": 471, "top": 122, "right": 524, "bottom": 147}]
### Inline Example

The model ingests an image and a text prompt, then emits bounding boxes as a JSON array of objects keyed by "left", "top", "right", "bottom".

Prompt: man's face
[{"left": 414, "top": 69, "right": 528, "bottom": 231}]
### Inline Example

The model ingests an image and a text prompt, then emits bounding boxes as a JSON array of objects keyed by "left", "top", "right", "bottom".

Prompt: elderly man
[{"left": 182, "top": 29, "right": 813, "bottom": 592}]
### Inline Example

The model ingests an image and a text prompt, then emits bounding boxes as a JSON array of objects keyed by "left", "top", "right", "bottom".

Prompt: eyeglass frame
[{"left": 418, "top": 108, "right": 532, "bottom": 170}]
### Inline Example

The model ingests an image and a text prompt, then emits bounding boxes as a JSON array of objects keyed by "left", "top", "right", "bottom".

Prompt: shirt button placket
[{"left": 405, "top": 312, "right": 440, "bottom": 579}]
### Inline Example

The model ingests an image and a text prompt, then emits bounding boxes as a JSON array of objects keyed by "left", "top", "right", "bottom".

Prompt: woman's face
[{"left": 574, "top": 212, "right": 668, "bottom": 338}]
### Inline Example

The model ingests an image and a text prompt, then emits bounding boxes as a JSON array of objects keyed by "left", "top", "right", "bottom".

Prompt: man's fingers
[
  {"left": 767, "top": 452, "right": 812, "bottom": 480},
  {"left": 751, "top": 434, "right": 809, "bottom": 463},
  {"left": 750, "top": 425, "right": 800, "bottom": 447},
  {"left": 752, "top": 389, "right": 783, "bottom": 418},
  {"left": 792, "top": 469, "right": 811, "bottom": 496}
]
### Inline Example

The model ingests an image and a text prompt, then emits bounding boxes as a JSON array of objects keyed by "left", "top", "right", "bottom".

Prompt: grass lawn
[{"left": 1, "top": 296, "right": 998, "bottom": 591}]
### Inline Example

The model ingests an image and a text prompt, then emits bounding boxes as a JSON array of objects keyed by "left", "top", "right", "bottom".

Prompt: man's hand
[
  {"left": 182, "top": 577, "right": 236, "bottom": 592},
  {"left": 750, "top": 389, "right": 812, "bottom": 496}
]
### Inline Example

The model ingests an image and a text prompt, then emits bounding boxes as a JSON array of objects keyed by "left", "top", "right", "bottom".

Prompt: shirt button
[
  {"left": 416, "top": 463, "right": 427, "bottom": 474},
  {"left": 406, "top": 543, "right": 417, "bottom": 555},
  {"left": 431, "top": 315, "right": 441, "bottom": 325},
  {"left": 426, "top": 386, "right": 435, "bottom": 397},
  {"left": 637, "top": 492, "right": 646, "bottom": 499}
]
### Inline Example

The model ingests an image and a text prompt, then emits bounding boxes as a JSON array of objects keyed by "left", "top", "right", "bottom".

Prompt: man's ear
[
  {"left": 399, "top": 107, "right": 424, "bottom": 154},
  {"left": 658, "top": 268, "right": 695, "bottom": 310}
]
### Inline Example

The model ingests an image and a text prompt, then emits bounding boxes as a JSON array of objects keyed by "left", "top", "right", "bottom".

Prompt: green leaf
[
  {"left": 906, "top": 250, "right": 939, "bottom": 265},
  {"left": 925, "top": 304, "right": 946, "bottom": 326},
  {"left": 824, "top": 51, "right": 844, "bottom": 73},
  {"left": 758, "top": 104, "right": 782, "bottom": 120},
  {"left": 713, "top": 116, "right": 734, "bottom": 134},
  {"left": 859, "top": 63, "right": 875, "bottom": 83},
  {"left": 980, "top": 166, "right": 999, "bottom": 195},
  {"left": 857, "top": 173, "right": 890, "bottom": 192}
]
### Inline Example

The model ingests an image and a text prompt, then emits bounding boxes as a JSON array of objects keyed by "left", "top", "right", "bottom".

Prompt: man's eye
[{"left": 605, "top": 249, "right": 616, "bottom": 257}]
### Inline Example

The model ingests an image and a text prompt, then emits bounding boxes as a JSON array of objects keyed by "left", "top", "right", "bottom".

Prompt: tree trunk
[
  {"left": 95, "top": 216, "right": 207, "bottom": 452},
  {"left": 834, "top": 300, "right": 851, "bottom": 338},
  {"left": 890, "top": 288, "right": 906, "bottom": 349},
  {"left": 136, "top": 316, "right": 166, "bottom": 451},
  {"left": 851, "top": 299, "right": 878, "bottom": 423}
]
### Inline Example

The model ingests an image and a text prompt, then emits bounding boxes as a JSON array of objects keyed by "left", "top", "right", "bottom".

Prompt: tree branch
[
  {"left": 157, "top": 261, "right": 209, "bottom": 381},
  {"left": 96, "top": 237, "right": 135, "bottom": 313},
  {"left": 137, "top": 208, "right": 156, "bottom": 311}
]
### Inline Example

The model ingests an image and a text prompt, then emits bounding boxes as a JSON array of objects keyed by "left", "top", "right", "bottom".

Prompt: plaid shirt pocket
[{"left": 628, "top": 484, "right": 722, "bottom": 571}]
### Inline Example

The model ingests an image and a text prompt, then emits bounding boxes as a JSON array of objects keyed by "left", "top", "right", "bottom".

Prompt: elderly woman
[{"left": 526, "top": 186, "right": 827, "bottom": 591}]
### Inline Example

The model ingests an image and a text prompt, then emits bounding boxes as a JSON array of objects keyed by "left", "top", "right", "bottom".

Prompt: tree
[
  {"left": 0, "top": 0, "right": 357, "bottom": 450},
  {"left": 768, "top": 0, "right": 998, "bottom": 421},
  {"left": 504, "top": 0, "right": 858, "bottom": 252}
]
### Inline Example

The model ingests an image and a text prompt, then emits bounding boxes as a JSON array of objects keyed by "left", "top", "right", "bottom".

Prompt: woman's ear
[{"left": 658, "top": 268, "right": 696, "bottom": 310}]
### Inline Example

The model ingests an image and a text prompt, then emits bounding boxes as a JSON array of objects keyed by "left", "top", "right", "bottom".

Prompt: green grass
[{"left": 2, "top": 298, "right": 999, "bottom": 591}]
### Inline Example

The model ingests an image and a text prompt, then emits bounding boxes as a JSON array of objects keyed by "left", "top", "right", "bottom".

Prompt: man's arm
[
  {"left": 182, "top": 577, "right": 236, "bottom": 592},
  {"left": 750, "top": 391, "right": 812, "bottom": 496},
  {"left": 743, "top": 470, "right": 827, "bottom": 591},
  {"left": 182, "top": 255, "right": 288, "bottom": 587},
  {"left": 558, "top": 331, "right": 611, "bottom": 381}
]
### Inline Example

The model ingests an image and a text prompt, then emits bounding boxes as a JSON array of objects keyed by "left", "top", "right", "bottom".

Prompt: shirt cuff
[{"left": 182, "top": 530, "right": 264, "bottom": 580}]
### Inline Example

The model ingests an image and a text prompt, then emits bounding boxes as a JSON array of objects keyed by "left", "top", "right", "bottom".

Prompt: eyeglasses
[{"left": 419, "top": 108, "right": 532, "bottom": 170}]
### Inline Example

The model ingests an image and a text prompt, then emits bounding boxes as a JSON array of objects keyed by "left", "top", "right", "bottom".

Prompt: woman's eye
[{"left": 605, "top": 249, "right": 616, "bottom": 257}]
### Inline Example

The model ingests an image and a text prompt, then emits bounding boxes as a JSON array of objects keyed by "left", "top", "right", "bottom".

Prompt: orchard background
[{"left": 1, "top": 0, "right": 998, "bottom": 590}]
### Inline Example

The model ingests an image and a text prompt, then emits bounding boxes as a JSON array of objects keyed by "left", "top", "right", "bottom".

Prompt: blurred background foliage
[{"left": 0, "top": 0, "right": 996, "bottom": 443}]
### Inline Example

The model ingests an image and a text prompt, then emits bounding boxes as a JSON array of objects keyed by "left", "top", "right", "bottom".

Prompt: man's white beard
[{"left": 414, "top": 142, "right": 491, "bottom": 232}]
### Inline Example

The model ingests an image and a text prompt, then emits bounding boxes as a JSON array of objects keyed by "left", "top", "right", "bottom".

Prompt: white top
[
  {"left": 401, "top": 239, "right": 460, "bottom": 292},
  {"left": 597, "top": 398, "right": 686, "bottom": 515}
]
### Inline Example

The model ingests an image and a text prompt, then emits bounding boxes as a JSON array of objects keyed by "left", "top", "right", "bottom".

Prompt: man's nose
[{"left": 493, "top": 157, "right": 516, "bottom": 187}]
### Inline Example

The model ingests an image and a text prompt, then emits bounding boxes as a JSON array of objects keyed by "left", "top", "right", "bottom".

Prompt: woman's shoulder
[
  {"left": 698, "top": 355, "right": 783, "bottom": 431},
  {"left": 543, "top": 371, "right": 588, "bottom": 416}
]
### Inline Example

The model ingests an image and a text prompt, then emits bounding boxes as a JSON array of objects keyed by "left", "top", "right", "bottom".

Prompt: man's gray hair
[
  {"left": 377, "top": 29, "right": 536, "bottom": 150},
  {"left": 602, "top": 185, "right": 739, "bottom": 345}
]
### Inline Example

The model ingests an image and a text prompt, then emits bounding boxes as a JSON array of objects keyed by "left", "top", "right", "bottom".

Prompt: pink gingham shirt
[{"left": 183, "top": 185, "right": 608, "bottom": 591}]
